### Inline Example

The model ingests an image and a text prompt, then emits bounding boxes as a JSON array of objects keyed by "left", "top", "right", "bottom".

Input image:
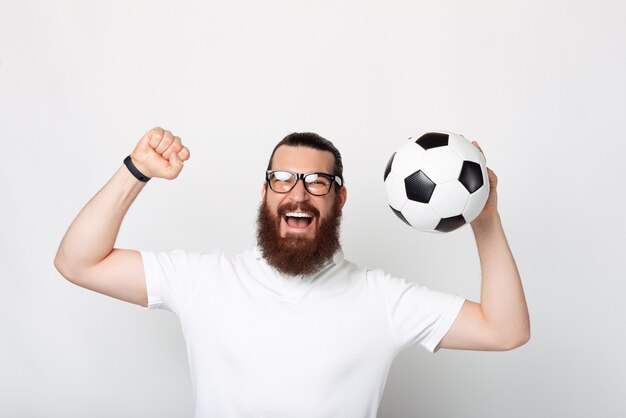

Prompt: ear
[
  {"left": 338, "top": 186, "right": 347, "bottom": 210},
  {"left": 261, "top": 181, "right": 267, "bottom": 200}
]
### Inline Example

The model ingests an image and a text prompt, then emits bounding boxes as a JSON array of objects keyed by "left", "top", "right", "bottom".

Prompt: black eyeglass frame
[{"left": 265, "top": 170, "right": 344, "bottom": 196}]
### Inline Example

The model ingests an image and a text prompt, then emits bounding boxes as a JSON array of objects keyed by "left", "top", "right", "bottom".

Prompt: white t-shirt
[{"left": 141, "top": 248, "right": 465, "bottom": 418}]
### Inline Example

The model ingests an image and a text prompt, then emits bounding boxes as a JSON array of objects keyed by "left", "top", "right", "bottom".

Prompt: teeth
[{"left": 285, "top": 212, "right": 313, "bottom": 218}]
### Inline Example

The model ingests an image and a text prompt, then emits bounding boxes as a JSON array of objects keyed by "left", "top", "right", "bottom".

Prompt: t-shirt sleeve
[
  {"left": 140, "top": 249, "right": 211, "bottom": 315},
  {"left": 381, "top": 271, "right": 465, "bottom": 353}
]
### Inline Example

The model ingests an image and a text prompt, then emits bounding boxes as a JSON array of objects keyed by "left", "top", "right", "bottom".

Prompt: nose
[{"left": 288, "top": 178, "right": 309, "bottom": 202}]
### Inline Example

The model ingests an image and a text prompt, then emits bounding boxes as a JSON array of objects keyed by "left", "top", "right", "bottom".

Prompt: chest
[{"left": 182, "top": 278, "right": 394, "bottom": 378}]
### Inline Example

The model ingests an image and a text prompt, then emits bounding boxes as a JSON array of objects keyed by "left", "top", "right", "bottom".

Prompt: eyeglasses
[{"left": 266, "top": 170, "right": 343, "bottom": 196}]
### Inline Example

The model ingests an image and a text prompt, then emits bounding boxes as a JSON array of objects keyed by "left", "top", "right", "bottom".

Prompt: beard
[{"left": 256, "top": 196, "right": 342, "bottom": 277}]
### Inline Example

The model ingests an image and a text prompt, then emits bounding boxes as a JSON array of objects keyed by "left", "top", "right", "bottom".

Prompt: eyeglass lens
[{"left": 269, "top": 171, "right": 332, "bottom": 195}]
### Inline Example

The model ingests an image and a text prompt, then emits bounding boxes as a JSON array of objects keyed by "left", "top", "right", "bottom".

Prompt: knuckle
[{"left": 149, "top": 127, "right": 164, "bottom": 137}]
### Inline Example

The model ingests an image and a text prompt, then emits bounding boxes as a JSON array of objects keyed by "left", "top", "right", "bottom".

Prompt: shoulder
[
  {"left": 347, "top": 263, "right": 425, "bottom": 297},
  {"left": 342, "top": 262, "right": 395, "bottom": 285},
  {"left": 333, "top": 259, "right": 395, "bottom": 292}
]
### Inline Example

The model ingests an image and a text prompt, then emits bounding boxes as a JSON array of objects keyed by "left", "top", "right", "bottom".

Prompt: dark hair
[{"left": 266, "top": 132, "right": 344, "bottom": 183}]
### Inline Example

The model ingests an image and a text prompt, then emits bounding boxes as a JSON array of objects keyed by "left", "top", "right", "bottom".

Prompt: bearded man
[{"left": 55, "top": 127, "right": 529, "bottom": 418}]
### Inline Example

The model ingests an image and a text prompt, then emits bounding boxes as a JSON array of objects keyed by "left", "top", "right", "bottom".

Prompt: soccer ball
[{"left": 384, "top": 131, "right": 490, "bottom": 233}]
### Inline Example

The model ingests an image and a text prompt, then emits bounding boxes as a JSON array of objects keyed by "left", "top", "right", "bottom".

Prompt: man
[{"left": 54, "top": 127, "right": 530, "bottom": 417}]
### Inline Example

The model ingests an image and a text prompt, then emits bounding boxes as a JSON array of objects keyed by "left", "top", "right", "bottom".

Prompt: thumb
[{"left": 163, "top": 151, "right": 184, "bottom": 179}]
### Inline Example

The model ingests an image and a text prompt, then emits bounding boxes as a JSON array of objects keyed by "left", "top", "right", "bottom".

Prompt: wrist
[
  {"left": 470, "top": 211, "right": 501, "bottom": 232},
  {"left": 123, "top": 155, "right": 151, "bottom": 182},
  {"left": 111, "top": 164, "right": 149, "bottom": 204}
]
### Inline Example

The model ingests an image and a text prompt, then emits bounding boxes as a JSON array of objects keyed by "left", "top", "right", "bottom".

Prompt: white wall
[{"left": 1, "top": 1, "right": 625, "bottom": 416}]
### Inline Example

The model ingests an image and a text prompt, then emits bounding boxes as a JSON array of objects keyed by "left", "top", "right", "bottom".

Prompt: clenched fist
[{"left": 129, "top": 127, "right": 190, "bottom": 180}]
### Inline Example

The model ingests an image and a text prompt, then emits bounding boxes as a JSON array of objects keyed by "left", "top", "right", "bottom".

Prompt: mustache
[{"left": 277, "top": 202, "right": 321, "bottom": 218}]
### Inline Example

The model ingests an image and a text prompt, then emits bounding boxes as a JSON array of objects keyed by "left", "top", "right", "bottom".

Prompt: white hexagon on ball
[
  {"left": 384, "top": 172, "right": 407, "bottom": 211},
  {"left": 401, "top": 201, "right": 441, "bottom": 231},
  {"left": 420, "top": 146, "right": 463, "bottom": 184},
  {"left": 429, "top": 181, "right": 470, "bottom": 219},
  {"left": 462, "top": 183, "right": 490, "bottom": 222},
  {"left": 447, "top": 133, "right": 482, "bottom": 163},
  {"left": 391, "top": 142, "right": 426, "bottom": 179}
]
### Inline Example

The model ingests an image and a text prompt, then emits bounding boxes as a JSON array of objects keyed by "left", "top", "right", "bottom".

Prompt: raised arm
[
  {"left": 437, "top": 143, "right": 530, "bottom": 351},
  {"left": 53, "top": 127, "right": 190, "bottom": 307}
]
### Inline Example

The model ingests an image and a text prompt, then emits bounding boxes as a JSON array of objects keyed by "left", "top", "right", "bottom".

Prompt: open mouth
[{"left": 283, "top": 211, "right": 315, "bottom": 229}]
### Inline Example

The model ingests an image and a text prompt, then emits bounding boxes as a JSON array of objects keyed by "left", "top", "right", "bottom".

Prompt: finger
[
  {"left": 485, "top": 167, "right": 498, "bottom": 187},
  {"left": 169, "top": 150, "right": 183, "bottom": 167},
  {"left": 164, "top": 151, "right": 184, "bottom": 180},
  {"left": 178, "top": 146, "right": 191, "bottom": 161},
  {"left": 155, "top": 130, "right": 174, "bottom": 154},
  {"left": 162, "top": 136, "right": 183, "bottom": 159},
  {"left": 147, "top": 127, "right": 164, "bottom": 148}
]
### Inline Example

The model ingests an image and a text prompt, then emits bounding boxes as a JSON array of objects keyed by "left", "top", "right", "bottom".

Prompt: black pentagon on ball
[
  {"left": 458, "top": 161, "right": 484, "bottom": 193},
  {"left": 390, "top": 205, "right": 411, "bottom": 226},
  {"left": 404, "top": 170, "right": 436, "bottom": 203},
  {"left": 384, "top": 152, "right": 396, "bottom": 181},
  {"left": 416, "top": 132, "right": 449, "bottom": 150},
  {"left": 435, "top": 215, "right": 466, "bottom": 232}
]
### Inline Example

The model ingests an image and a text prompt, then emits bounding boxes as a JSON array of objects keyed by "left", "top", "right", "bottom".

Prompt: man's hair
[{"left": 266, "top": 132, "right": 344, "bottom": 181}]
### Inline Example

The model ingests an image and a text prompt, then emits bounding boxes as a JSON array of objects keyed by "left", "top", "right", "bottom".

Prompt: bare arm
[
  {"left": 54, "top": 127, "right": 190, "bottom": 307},
  {"left": 438, "top": 144, "right": 530, "bottom": 351}
]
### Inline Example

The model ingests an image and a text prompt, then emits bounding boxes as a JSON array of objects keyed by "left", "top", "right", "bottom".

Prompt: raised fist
[{"left": 129, "top": 127, "right": 190, "bottom": 180}]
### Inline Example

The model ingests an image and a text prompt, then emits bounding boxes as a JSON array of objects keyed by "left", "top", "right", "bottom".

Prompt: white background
[{"left": 1, "top": 1, "right": 625, "bottom": 417}]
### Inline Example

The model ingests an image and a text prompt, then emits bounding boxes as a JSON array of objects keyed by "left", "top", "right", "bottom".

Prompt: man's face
[
  {"left": 263, "top": 145, "right": 346, "bottom": 238},
  {"left": 256, "top": 145, "right": 347, "bottom": 276}
]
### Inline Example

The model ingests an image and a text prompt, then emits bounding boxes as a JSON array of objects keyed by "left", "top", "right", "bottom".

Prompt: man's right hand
[{"left": 130, "top": 127, "right": 191, "bottom": 180}]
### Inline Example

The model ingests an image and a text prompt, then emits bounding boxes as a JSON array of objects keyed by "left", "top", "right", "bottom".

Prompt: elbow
[
  {"left": 516, "top": 314, "right": 532, "bottom": 348},
  {"left": 54, "top": 250, "right": 79, "bottom": 284},
  {"left": 519, "top": 325, "right": 531, "bottom": 347},
  {"left": 519, "top": 322, "right": 530, "bottom": 347},
  {"left": 54, "top": 250, "right": 65, "bottom": 275},
  {"left": 500, "top": 324, "right": 531, "bottom": 351},
  {"left": 509, "top": 330, "right": 531, "bottom": 350},
  {"left": 54, "top": 253, "right": 70, "bottom": 280}
]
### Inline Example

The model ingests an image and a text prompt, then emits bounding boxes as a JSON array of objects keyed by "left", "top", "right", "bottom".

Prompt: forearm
[
  {"left": 55, "top": 165, "right": 146, "bottom": 276},
  {"left": 471, "top": 213, "right": 530, "bottom": 346}
]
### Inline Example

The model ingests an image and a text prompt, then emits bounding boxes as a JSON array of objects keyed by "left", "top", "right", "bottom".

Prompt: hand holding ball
[{"left": 384, "top": 131, "right": 490, "bottom": 233}]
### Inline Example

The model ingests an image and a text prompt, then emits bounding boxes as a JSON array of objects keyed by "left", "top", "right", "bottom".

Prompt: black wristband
[{"left": 123, "top": 155, "right": 151, "bottom": 182}]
